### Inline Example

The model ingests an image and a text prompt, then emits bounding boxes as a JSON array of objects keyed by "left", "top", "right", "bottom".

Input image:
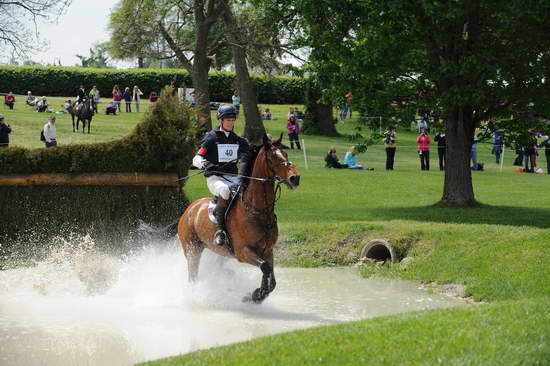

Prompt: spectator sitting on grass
[
  {"left": 105, "top": 103, "right": 117, "bottom": 115},
  {"left": 4, "top": 92, "right": 15, "bottom": 110},
  {"left": 26, "top": 91, "right": 37, "bottom": 106},
  {"left": 325, "top": 147, "right": 348, "bottom": 169},
  {"left": 262, "top": 108, "right": 273, "bottom": 120},
  {"left": 36, "top": 97, "right": 48, "bottom": 113},
  {"left": 344, "top": 146, "right": 373, "bottom": 170}
]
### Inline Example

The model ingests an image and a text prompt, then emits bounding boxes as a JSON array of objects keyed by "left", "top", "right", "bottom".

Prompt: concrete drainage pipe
[{"left": 360, "top": 239, "right": 399, "bottom": 263}]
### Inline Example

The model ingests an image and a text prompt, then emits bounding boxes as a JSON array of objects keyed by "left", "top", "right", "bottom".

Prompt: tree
[
  {"left": 296, "top": 0, "right": 550, "bottom": 206},
  {"left": 0, "top": 0, "right": 71, "bottom": 57},
  {"left": 76, "top": 42, "right": 111, "bottom": 68},
  {"left": 109, "top": 0, "right": 227, "bottom": 130},
  {"left": 219, "top": 0, "right": 265, "bottom": 143}
]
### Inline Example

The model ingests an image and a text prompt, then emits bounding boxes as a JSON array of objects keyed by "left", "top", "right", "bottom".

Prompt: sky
[{"left": 32, "top": 0, "right": 123, "bottom": 67}]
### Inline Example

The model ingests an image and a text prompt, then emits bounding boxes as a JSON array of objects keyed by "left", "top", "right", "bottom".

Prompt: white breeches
[{"left": 206, "top": 175, "right": 240, "bottom": 200}]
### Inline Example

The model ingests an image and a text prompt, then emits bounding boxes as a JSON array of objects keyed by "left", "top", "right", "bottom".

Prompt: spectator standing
[
  {"left": 523, "top": 129, "right": 537, "bottom": 173},
  {"left": 287, "top": 107, "right": 295, "bottom": 119},
  {"left": 471, "top": 134, "right": 479, "bottom": 170},
  {"left": 417, "top": 129, "right": 431, "bottom": 170},
  {"left": 341, "top": 92, "right": 353, "bottom": 120},
  {"left": 232, "top": 90, "right": 240, "bottom": 117},
  {"left": 4, "top": 92, "right": 15, "bottom": 110},
  {"left": 383, "top": 127, "right": 398, "bottom": 170},
  {"left": 287, "top": 116, "right": 301, "bottom": 149},
  {"left": 492, "top": 129, "right": 503, "bottom": 164},
  {"left": 0, "top": 114, "right": 11, "bottom": 147},
  {"left": 417, "top": 118, "right": 428, "bottom": 133},
  {"left": 540, "top": 135, "right": 550, "bottom": 174},
  {"left": 133, "top": 85, "right": 144, "bottom": 112},
  {"left": 434, "top": 130, "right": 446, "bottom": 170},
  {"left": 112, "top": 85, "right": 122, "bottom": 112},
  {"left": 325, "top": 147, "right": 347, "bottom": 169},
  {"left": 88, "top": 86, "right": 100, "bottom": 113},
  {"left": 122, "top": 87, "right": 132, "bottom": 112},
  {"left": 43, "top": 115, "right": 57, "bottom": 148}
]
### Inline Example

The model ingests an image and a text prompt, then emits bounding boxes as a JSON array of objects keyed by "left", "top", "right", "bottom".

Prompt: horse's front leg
[
  {"left": 72, "top": 115, "right": 75, "bottom": 132},
  {"left": 242, "top": 253, "right": 275, "bottom": 304}
]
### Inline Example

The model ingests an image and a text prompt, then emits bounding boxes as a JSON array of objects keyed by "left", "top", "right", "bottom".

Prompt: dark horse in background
[
  {"left": 178, "top": 134, "right": 300, "bottom": 304},
  {"left": 69, "top": 98, "right": 95, "bottom": 133}
]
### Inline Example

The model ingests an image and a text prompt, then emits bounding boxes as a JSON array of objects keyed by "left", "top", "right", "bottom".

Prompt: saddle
[{"left": 207, "top": 186, "right": 241, "bottom": 224}]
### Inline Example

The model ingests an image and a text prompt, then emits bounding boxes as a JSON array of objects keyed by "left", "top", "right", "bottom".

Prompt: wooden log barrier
[{"left": 0, "top": 173, "right": 180, "bottom": 187}]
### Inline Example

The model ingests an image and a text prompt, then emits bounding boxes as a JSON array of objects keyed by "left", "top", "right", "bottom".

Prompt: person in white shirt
[{"left": 43, "top": 115, "right": 57, "bottom": 148}]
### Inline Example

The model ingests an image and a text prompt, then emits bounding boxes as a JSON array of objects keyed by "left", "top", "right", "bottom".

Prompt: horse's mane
[{"left": 240, "top": 144, "right": 262, "bottom": 192}]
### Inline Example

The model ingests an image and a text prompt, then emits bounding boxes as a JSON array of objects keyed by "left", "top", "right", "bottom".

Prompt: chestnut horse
[{"left": 178, "top": 134, "right": 300, "bottom": 304}]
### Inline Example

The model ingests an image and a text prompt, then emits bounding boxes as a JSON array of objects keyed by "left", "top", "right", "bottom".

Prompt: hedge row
[
  {"left": 0, "top": 66, "right": 306, "bottom": 104},
  {"left": 0, "top": 86, "right": 199, "bottom": 174}
]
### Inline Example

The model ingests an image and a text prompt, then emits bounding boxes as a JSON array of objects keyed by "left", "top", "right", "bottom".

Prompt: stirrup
[{"left": 214, "top": 229, "right": 227, "bottom": 246}]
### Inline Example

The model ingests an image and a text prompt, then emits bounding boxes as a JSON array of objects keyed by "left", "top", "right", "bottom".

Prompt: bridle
[{"left": 264, "top": 145, "right": 295, "bottom": 186}]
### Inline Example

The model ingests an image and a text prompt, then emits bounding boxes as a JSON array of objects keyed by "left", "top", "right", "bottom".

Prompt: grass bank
[{"left": 2, "top": 99, "right": 549, "bottom": 365}]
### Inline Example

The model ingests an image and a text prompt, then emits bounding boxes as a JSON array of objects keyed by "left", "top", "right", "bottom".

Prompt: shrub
[{"left": 0, "top": 66, "right": 306, "bottom": 104}]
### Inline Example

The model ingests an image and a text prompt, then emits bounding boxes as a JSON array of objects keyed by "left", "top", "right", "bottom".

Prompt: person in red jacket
[
  {"left": 417, "top": 128, "right": 431, "bottom": 170},
  {"left": 4, "top": 92, "right": 15, "bottom": 110}
]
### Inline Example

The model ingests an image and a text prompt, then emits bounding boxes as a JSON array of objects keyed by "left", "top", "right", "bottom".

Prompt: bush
[{"left": 0, "top": 66, "right": 306, "bottom": 104}]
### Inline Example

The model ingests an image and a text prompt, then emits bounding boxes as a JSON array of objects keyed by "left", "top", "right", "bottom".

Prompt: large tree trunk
[
  {"left": 439, "top": 107, "right": 477, "bottom": 207},
  {"left": 220, "top": 0, "right": 265, "bottom": 144},
  {"left": 192, "top": 62, "right": 212, "bottom": 132},
  {"left": 309, "top": 85, "right": 337, "bottom": 136}
]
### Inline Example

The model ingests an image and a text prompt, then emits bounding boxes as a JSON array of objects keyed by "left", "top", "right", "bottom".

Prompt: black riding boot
[{"left": 213, "top": 197, "right": 229, "bottom": 247}]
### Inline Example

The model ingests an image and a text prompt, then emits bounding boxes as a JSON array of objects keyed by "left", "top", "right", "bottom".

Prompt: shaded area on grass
[{"left": 375, "top": 205, "right": 550, "bottom": 229}]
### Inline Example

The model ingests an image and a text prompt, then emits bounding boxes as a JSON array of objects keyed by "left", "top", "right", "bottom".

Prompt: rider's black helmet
[{"left": 217, "top": 105, "right": 237, "bottom": 120}]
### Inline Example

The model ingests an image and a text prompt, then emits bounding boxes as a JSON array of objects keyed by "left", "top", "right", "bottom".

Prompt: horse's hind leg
[{"left": 183, "top": 239, "right": 205, "bottom": 283}]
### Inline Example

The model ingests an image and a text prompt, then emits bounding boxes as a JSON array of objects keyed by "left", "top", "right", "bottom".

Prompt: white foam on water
[{"left": 0, "top": 236, "right": 465, "bottom": 366}]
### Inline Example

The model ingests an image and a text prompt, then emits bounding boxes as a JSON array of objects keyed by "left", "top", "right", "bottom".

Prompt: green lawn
[{"left": 2, "top": 99, "right": 549, "bottom": 365}]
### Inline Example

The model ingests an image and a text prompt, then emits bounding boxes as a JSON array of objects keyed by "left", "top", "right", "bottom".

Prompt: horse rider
[
  {"left": 192, "top": 105, "right": 250, "bottom": 248},
  {"left": 76, "top": 85, "right": 86, "bottom": 111}
]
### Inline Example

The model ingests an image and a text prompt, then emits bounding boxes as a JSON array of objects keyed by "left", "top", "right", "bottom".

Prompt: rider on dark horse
[
  {"left": 192, "top": 105, "right": 250, "bottom": 249},
  {"left": 76, "top": 85, "right": 86, "bottom": 112}
]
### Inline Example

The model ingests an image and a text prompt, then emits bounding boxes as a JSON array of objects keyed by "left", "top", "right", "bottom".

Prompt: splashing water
[{"left": 0, "top": 236, "right": 465, "bottom": 365}]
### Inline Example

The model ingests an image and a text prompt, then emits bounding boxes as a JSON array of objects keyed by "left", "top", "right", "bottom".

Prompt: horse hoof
[{"left": 251, "top": 288, "right": 265, "bottom": 304}]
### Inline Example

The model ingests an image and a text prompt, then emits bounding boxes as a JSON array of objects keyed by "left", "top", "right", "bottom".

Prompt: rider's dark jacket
[
  {"left": 198, "top": 127, "right": 250, "bottom": 177},
  {"left": 77, "top": 88, "right": 86, "bottom": 102}
]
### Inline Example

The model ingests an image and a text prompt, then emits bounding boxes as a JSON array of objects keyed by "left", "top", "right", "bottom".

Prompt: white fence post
[{"left": 302, "top": 138, "right": 308, "bottom": 169}]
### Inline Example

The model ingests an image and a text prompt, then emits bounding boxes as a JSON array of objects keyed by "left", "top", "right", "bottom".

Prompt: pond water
[{"left": 0, "top": 237, "right": 464, "bottom": 365}]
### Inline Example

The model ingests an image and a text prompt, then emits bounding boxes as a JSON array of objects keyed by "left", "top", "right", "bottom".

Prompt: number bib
[{"left": 217, "top": 144, "right": 239, "bottom": 162}]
